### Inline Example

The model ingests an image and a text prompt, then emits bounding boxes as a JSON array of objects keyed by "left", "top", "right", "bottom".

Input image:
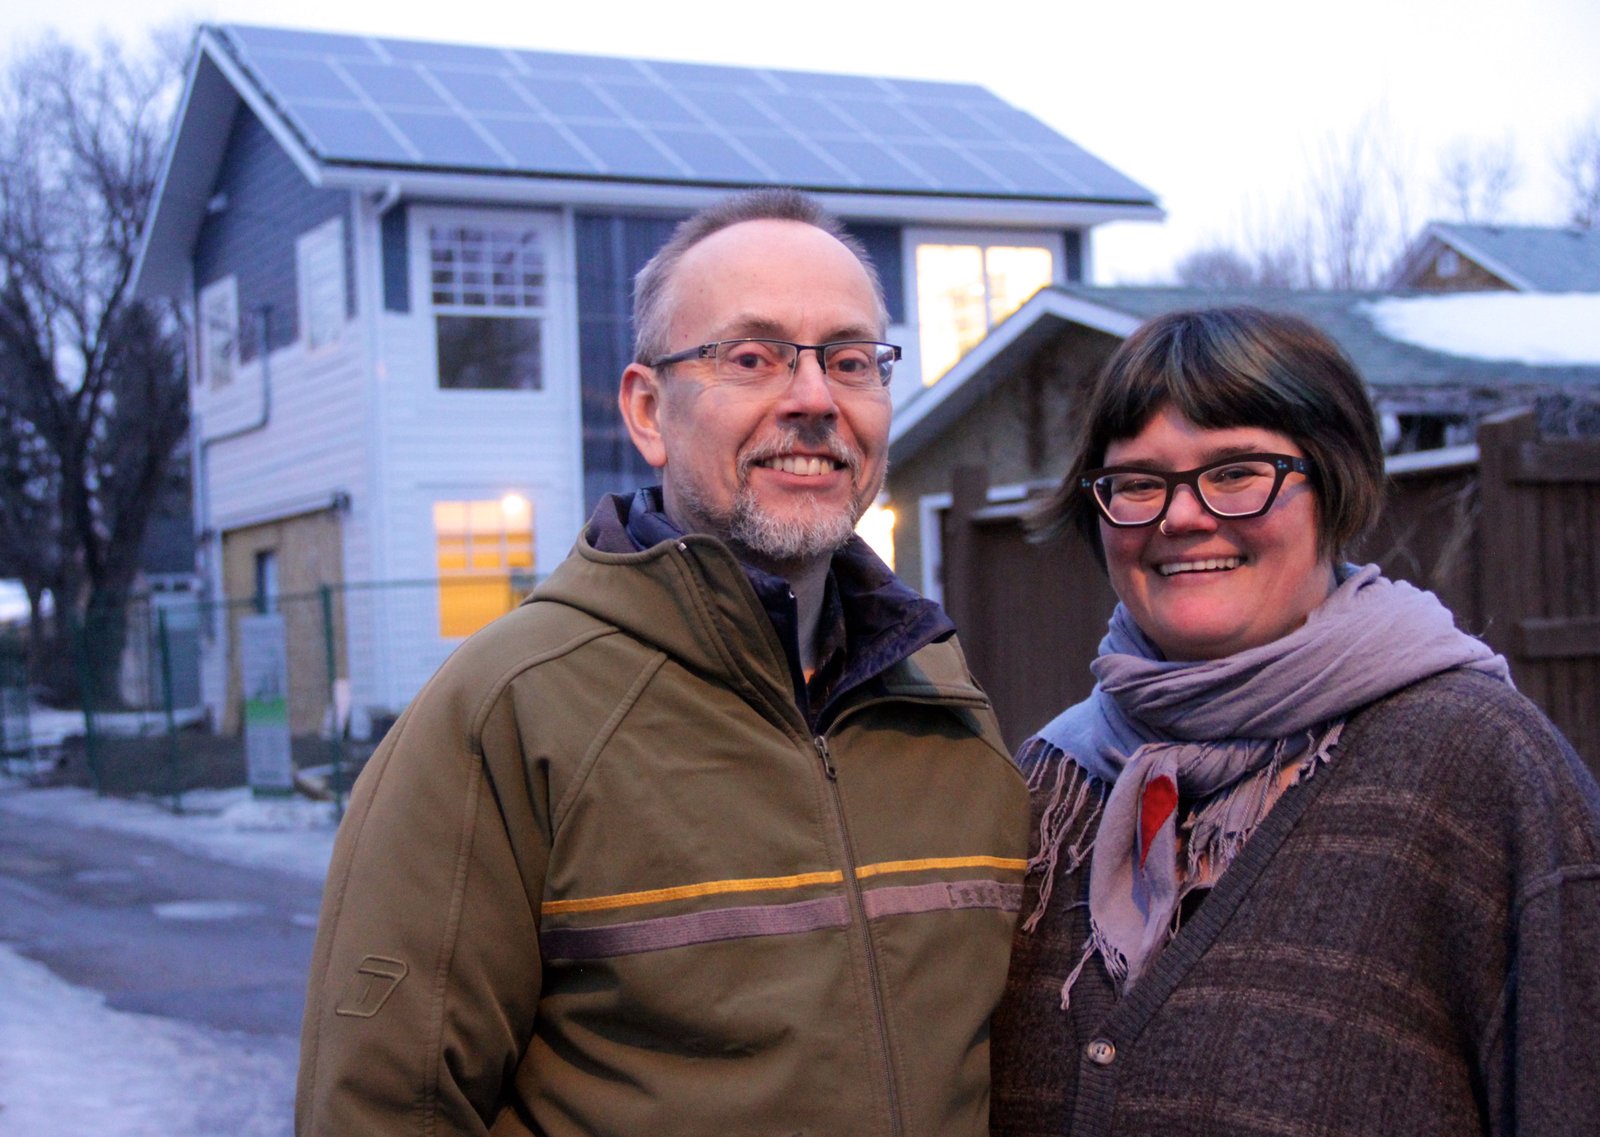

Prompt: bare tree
[
  {"left": 0, "top": 33, "right": 188, "bottom": 703},
  {"left": 1435, "top": 136, "right": 1519, "bottom": 223},
  {"left": 1303, "top": 112, "right": 1416, "bottom": 289},
  {"left": 1556, "top": 110, "right": 1600, "bottom": 229},
  {"left": 1177, "top": 112, "right": 1419, "bottom": 291}
]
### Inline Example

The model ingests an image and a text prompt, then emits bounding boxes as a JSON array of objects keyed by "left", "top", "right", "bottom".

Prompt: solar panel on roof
[
  {"left": 478, "top": 118, "right": 600, "bottom": 173},
  {"left": 828, "top": 98, "right": 931, "bottom": 137},
  {"left": 373, "top": 37, "right": 504, "bottom": 70},
  {"left": 385, "top": 109, "right": 506, "bottom": 167},
  {"left": 342, "top": 62, "right": 451, "bottom": 111},
  {"left": 216, "top": 23, "right": 1157, "bottom": 202},
  {"left": 567, "top": 123, "right": 687, "bottom": 178},
  {"left": 291, "top": 104, "right": 415, "bottom": 163},
  {"left": 893, "top": 141, "right": 1012, "bottom": 193},
  {"left": 513, "top": 49, "right": 641, "bottom": 81},
  {"left": 884, "top": 100, "right": 992, "bottom": 143},
  {"left": 818, "top": 138, "right": 927, "bottom": 191},
  {"left": 519, "top": 77, "right": 618, "bottom": 121},
  {"left": 250, "top": 54, "right": 358, "bottom": 102},
  {"left": 676, "top": 91, "right": 776, "bottom": 131},
  {"left": 727, "top": 134, "right": 854, "bottom": 185},
  {"left": 593, "top": 81, "right": 704, "bottom": 128},
  {"left": 746, "top": 92, "right": 859, "bottom": 136},
  {"left": 428, "top": 69, "right": 534, "bottom": 114},
  {"left": 637, "top": 59, "right": 766, "bottom": 90},
  {"left": 650, "top": 128, "right": 770, "bottom": 182}
]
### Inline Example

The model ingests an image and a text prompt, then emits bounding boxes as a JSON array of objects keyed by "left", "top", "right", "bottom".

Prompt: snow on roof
[{"left": 1364, "top": 293, "right": 1600, "bottom": 366}]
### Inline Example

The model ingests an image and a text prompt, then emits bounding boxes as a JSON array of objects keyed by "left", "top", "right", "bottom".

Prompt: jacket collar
[{"left": 559, "top": 489, "right": 956, "bottom": 725}]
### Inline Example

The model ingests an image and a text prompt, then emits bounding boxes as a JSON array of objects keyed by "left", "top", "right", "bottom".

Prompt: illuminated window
[
  {"left": 856, "top": 501, "right": 897, "bottom": 571},
  {"left": 429, "top": 222, "right": 547, "bottom": 390},
  {"left": 434, "top": 495, "right": 535, "bottom": 638},
  {"left": 915, "top": 239, "right": 1055, "bottom": 383}
]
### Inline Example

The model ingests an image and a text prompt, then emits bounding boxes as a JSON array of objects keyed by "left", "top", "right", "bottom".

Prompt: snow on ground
[
  {"left": 1364, "top": 293, "right": 1600, "bottom": 365},
  {"left": 0, "top": 783, "right": 336, "bottom": 1135},
  {"left": 0, "top": 785, "right": 339, "bottom": 882},
  {"left": 0, "top": 943, "right": 298, "bottom": 1137}
]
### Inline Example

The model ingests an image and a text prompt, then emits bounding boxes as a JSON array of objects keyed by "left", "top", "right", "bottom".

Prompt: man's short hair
[{"left": 632, "top": 188, "right": 889, "bottom": 364}]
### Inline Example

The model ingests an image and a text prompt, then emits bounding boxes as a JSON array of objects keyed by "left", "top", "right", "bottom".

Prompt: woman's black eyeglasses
[{"left": 1080, "top": 453, "right": 1315, "bottom": 528}]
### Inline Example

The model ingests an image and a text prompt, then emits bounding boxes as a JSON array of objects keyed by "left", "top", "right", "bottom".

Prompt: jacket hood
[{"left": 527, "top": 494, "right": 972, "bottom": 732}]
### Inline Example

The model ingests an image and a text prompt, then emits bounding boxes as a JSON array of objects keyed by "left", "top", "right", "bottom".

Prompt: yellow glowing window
[
  {"left": 916, "top": 242, "right": 1054, "bottom": 384},
  {"left": 434, "top": 495, "right": 535, "bottom": 638}
]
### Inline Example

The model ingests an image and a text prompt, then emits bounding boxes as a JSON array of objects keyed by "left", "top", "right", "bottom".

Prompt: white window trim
[
  {"left": 413, "top": 205, "right": 562, "bottom": 396},
  {"left": 198, "top": 275, "right": 238, "bottom": 390},
  {"left": 296, "top": 216, "right": 346, "bottom": 352}
]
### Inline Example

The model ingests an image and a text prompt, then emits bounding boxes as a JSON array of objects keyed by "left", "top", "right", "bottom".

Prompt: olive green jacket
[{"left": 296, "top": 524, "right": 1029, "bottom": 1136}]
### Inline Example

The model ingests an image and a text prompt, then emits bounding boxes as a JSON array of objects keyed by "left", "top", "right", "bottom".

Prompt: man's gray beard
[
  {"left": 674, "top": 473, "right": 880, "bottom": 567},
  {"left": 726, "top": 485, "right": 862, "bottom": 564}
]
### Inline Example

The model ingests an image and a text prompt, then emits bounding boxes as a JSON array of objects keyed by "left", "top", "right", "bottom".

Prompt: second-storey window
[
  {"left": 913, "top": 234, "right": 1057, "bottom": 384},
  {"left": 429, "top": 222, "right": 547, "bottom": 391}
]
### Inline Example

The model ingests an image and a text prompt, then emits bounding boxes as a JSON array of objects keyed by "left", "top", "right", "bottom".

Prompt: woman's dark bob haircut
[{"left": 1030, "top": 305, "right": 1385, "bottom": 563}]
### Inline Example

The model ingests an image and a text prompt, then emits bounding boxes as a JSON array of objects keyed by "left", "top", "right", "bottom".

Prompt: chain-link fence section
[{"left": 48, "top": 575, "right": 536, "bottom": 810}]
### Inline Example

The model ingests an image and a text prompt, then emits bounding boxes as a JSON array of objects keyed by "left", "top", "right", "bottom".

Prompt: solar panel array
[{"left": 217, "top": 24, "right": 1154, "bottom": 203}]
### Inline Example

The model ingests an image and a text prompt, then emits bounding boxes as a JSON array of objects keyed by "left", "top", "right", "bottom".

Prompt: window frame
[
  {"left": 198, "top": 275, "right": 239, "bottom": 390},
  {"left": 432, "top": 495, "right": 537, "bottom": 639},
  {"left": 903, "top": 227, "right": 1064, "bottom": 385},
  {"left": 296, "top": 216, "right": 347, "bottom": 352},
  {"left": 419, "top": 207, "right": 559, "bottom": 395}
]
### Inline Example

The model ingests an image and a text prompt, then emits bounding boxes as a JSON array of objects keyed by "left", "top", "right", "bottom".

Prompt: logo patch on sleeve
[{"left": 335, "top": 956, "right": 408, "bottom": 1018}]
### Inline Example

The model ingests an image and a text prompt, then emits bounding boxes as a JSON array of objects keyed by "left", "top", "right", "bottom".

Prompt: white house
[{"left": 133, "top": 23, "right": 1161, "bottom": 732}]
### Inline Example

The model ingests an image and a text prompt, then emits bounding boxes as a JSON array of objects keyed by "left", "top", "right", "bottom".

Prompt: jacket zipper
[{"left": 814, "top": 732, "right": 904, "bottom": 1137}]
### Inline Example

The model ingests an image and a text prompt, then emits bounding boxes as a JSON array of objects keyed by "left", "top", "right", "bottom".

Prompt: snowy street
[{"left": 0, "top": 783, "right": 339, "bottom": 1136}]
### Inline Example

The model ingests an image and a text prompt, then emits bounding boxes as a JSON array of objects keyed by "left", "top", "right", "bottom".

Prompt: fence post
[
  {"left": 72, "top": 612, "right": 102, "bottom": 795},
  {"left": 1474, "top": 410, "right": 1541, "bottom": 700},
  {"left": 321, "top": 585, "right": 346, "bottom": 821},
  {"left": 944, "top": 465, "right": 991, "bottom": 646},
  {"left": 157, "top": 608, "right": 183, "bottom": 814}
]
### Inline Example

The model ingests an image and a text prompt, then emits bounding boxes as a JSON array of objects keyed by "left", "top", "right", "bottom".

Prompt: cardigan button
[{"left": 1085, "top": 1038, "right": 1116, "bottom": 1066}]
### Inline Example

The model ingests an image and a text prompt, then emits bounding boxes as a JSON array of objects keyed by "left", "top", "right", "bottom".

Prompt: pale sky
[{"left": 5, "top": 0, "right": 1599, "bottom": 282}]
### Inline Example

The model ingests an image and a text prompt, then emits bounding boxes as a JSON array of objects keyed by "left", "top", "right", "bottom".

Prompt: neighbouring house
[
  {"left": 131, "top": 23, "right": 1160, "bottom": 733},
  {"left": 1387, "top": 221, "right": 1600, "bottom": 293},
  {"left": 886, "top": 285, "right": 1600, "bottom": 601}
]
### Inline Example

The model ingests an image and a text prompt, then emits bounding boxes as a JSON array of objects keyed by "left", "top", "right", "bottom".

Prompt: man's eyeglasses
[
  {"left": 649, "top": 339, "right": 901, "bottom": 391},
  {"left": 1080, "top": 453, "right": 1315, "bottom": 528}
]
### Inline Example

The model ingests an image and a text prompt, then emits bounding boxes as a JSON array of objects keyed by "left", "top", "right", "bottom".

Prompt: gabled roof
[
  {"left": 136, "top": 23, "right": 1161, "bottom": 297},
  {"left": 890, "top": 285, "right": 1600, "bottom": 463},
  {"left": 1387, "top": 222, "right": 1600, "bottom": 292}
]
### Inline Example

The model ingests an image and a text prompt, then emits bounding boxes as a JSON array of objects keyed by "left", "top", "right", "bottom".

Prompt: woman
[{"left": 990, "top": 306, "right": 1600, "bottom": 1137}]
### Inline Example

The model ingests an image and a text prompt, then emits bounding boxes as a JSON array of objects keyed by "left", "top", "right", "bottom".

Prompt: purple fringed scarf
[{"left": 1029, "top": 563, "right": 1512, "bottom": 1006}]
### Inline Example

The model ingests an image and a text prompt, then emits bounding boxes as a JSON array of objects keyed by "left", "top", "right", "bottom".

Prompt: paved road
[{"left": 0, "top": 803, "right": 323, "bottom": 1038}]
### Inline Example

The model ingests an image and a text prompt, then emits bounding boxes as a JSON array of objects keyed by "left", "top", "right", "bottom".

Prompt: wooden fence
[{"left": 943, "top": 409, "right": 1600, "bottom": 775}]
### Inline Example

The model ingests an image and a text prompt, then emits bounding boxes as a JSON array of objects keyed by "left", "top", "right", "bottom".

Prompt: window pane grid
[{"left": 428, "top": 224, "right": 547, "bottom": 312}]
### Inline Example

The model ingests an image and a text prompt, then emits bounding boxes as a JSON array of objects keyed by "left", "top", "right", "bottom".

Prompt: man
[{"left": 296, "top": 189, "right": 1028, "bottom": 1136}]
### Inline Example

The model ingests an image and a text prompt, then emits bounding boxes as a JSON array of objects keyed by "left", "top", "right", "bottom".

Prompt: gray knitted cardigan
[{"left": 991, "top": 671, "right": 1600, "bottom": 1137}]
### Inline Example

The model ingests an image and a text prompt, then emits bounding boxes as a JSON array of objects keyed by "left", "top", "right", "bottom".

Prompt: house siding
[{"left": 193, "top": 106, "right": 355, "bottom": 356}]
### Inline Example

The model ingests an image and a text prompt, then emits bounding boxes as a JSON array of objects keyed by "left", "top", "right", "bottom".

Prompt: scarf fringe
[
  {"left": 1022, "top": 756, "right": 1103, "bottom": 935},
  {"left": 1180, "top": 722, "right": 1343, "bottom": 883}
]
